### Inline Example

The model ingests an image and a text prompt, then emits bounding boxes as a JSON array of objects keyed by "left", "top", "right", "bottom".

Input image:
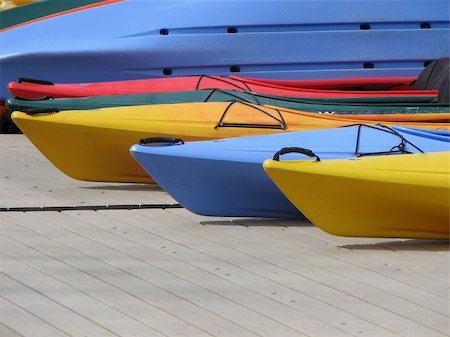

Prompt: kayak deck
[{"left": 264, "top": 152, "right": 450, "bottom": 239}]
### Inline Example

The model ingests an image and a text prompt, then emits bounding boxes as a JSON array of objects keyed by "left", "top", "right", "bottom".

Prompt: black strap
[
  {"left": 204, "top": 88, "right": 261, "bottom": 105},
  {"left": 341, "top": 123, "right": 424, "bottom": 155},
  {"left": 273, "top": 147, "right": 321, "bottom": 162},
  {"left": 195, "top": 74, "right": 252, "bottom": 91},
  {"left": 215, "top": 101, "right": 286, "bottom": 130},
  {"left": 17, "top": 77, "right": 54, "bottom": 85},
  {"left": 139, "top": 137, "right": 184, "bottom": 145},
  {"left": 14, "top": 95, "right": 54, "bottom": 101},
  {"left": 25, "top": 108, "right": 60, "bottom": 115}
]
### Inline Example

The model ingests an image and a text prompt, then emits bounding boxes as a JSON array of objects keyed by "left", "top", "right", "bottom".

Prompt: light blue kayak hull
[
  {"left": 392, "top": 125, "right": 450, "bottom": 141},
  {"left": 130, "top": 125, "right": 450, "bottom": 218},
  {"left": 1, "top": 0, "right": 449, "bottom": 99}
]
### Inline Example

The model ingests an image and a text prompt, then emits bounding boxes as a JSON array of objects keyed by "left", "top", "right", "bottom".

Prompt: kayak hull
[
  {"left": 6, "top": 89, "right": 447, "bottom": 115},
  {"left": 0, "top": 0, "right": 118, "bottom": 30},
  {"left": 11, "top": 102, "right": 450, "bottom": 183},
  {"left": 264, "top": 152, "right": 450, "bottom": 239},
  {"left": 130, "top": 125, "right": 450, "bottom": 218},
  {"left": 1, "top": 0, "right": 449, "bottom": 99},
  {"left": 7, "top": 75, "right": 436, "bottom": 100},
  {"left": 392, "top": 125, "right": 450, "bottom": 141}
]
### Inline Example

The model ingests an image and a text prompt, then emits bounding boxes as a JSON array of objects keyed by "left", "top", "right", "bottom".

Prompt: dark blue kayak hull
[
  {"left": 1, "top": 0, "right": 449, "bottom": 99},
  {"left": 130, "top": 125, "right": 450, "bottom": 218}
]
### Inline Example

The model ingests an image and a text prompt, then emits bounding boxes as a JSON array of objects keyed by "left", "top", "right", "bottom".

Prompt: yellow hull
[
  {"left": 263, "top": 151, "right": 450, "bottom": 239},
  {"left": 11, "top": 0, "right": 38, "bottom": 4},
  {"left": 11, "top": 101, "right": 450, "bottom": 183},
  {"left": 0, "top": 0, "right": 37, "bottom": 10},
  {"left": 0, "top": 1, "right": 16, "bottom": 10}
]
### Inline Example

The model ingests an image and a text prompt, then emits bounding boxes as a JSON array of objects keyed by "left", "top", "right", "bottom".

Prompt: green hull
[
  {"left": 1, "top": 0, "right": 110, "bottom": 30},
  {"left": 7, "top": 89, "right": 449, "bottom": 115}
]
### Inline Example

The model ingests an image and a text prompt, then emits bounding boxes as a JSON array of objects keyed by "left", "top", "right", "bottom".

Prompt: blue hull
[
  {"left": 392, "top": 125, "right": 450, "bottom": 141},
  {"left": 130, "top": 125, "right": 450, "bottom": 218},
  {"left": 1, "top": 0, "right": 449, "bottom": 99}
]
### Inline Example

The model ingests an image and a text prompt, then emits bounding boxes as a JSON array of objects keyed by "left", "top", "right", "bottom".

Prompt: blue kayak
[
  {"left": 1, "top": 0, "right": 449, "bottom": 99},
  {"left": 130, "top": 124, "right": 450, "bottom": 218},
  {"left": 392, "top": 125, "right": 450, "bottom": 141}
]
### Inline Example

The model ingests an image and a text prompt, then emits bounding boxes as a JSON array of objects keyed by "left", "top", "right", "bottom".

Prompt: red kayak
[
  {"left": 8, "top": 75, "right": 436, "bottom": 100},
  {"left": 230, "top": 75, "right": 418, "bottom": 90}
]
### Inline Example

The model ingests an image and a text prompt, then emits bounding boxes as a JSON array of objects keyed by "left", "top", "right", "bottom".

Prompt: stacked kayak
[
  {"left": 10, "top": 102, "right": 450, "bottom": 183},
  {"left": 130, "top": 124, "right": 450, "bottom": 219},
  {"left": 7, "top": 89, "right": 449, "bottom": 116},
  {"left": 1, "top": 0, "right": 449, "bottom": 99},
  {"left": 7, "top": 75, "right": 433, "bottom": 100},
  {"left": 263, "top": 151, "right": 450, "bottom": 239}
]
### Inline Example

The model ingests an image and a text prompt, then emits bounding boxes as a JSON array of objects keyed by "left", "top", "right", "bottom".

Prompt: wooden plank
[
  {"left": 3, "top": 212, "right": 304, "bottom": 337},
  {"left": 172, "top": 209, "right": 449, "bottom": 298},
  {"left": 245, "top": 224, "right": 449, "bottom": 300},
  {"left": 143, "top": 208, "right": 449, "bottom": 337},
  {"left": 0, "top": 322, "right": 25, "bottom": 337},
  {"left": 2, "top": 133, "right": 448, "bottom": 337},
  {"left": 68, "top": 209, "right": 378, "bottom": 337},
  {"left": 36, "top": 210, "right": 312, "bottom": 337},
  {"left": 0, "top": 272, "right": 122, "bottom": 337},
  {"left": 285, "top": 223, "right": 450, "bottom": 288},
  {"left": 0, "top": 254, "right": 168, "bottom": 337},
  {"left": 297, "top": 225, "right": 448, "bottom": 278},
  {"left": 245, "top": 225, "right": 449, "bottom": 314},
  {"left": 0, "top": 296, "right": 69, "bottom": 337},
  {"left": 206, "top": 226, "right": 448, "bottom": 333},
  {"left": 0, "top": 219, "right": 251, "bottom": 337},
  {"left": 0, "top": 134, "right": 175, "bottom": 208}
]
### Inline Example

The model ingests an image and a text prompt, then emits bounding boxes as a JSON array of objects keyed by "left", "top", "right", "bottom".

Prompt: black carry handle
[
  {"left": 17, "top": 77, "right": 54, "bottom": 85},
  {"left": 273, "top": 147, "right": 321, "bottom": 162},
  {"left": 25, "top": 108, "right": 60, "bottom": 115},
  {"left": 14, "top": 95, "right": 54, "bottom": 101},
  {"left": 139, "top": 137, "right": 184, "bottom": 145}
]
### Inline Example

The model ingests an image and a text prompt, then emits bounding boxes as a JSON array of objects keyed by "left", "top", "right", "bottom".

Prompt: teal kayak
[
  {"left": 0, "top": 0, "right": 118, "bottom": 31},
  {"left": 7, "top": 89, "right": 449, "bottom": 116}
]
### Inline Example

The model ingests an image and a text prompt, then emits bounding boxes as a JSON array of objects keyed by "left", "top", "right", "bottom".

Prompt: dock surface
[{"left": 1, "top": 134, "right": 449, "bottom": 337}]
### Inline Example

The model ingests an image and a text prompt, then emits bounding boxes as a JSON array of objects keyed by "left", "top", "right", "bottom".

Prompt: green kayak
[
  {"left": 1, "top": 0, "right": 117, "bottom": 31},
  {"left": 6, "top": 89, "right": 449, "bottom": 116}
]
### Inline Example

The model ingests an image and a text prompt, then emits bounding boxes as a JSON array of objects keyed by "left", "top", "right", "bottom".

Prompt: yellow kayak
[
  {"left": 11, "top": 0, "right": 39, "bottom": 4},
  {"left": 264, "top": 151, "right": 450, "bottom": 239},
  {"left": 0, "top": 1, "right": 16, "bottom": 10},
  {"left": 11, "top": 101, "right": 450, "bottom": 183},
  {"left": 0, "top": 0, "right": 38, "bottom": 10}
]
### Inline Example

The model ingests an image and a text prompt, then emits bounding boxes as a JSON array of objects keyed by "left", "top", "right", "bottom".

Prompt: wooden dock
[{"left": 1, "top": 134, "right": 449, "bottom": 337}]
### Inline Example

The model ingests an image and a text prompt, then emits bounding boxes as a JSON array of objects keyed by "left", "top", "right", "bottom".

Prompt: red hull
[{"left": 8, "top": 75, "right": 436, "bottom": 100}]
